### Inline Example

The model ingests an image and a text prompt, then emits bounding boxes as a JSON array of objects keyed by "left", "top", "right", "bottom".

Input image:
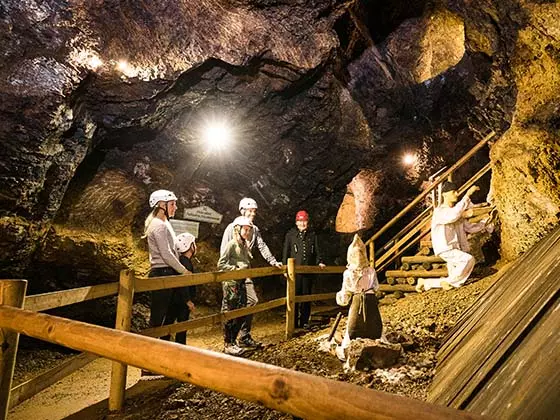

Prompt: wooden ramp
[{"left": 427, "top": 225, "right": 560, "bottom": 419}]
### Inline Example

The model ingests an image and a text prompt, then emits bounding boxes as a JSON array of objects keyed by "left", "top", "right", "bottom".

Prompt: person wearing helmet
[
  {"left": 220, "top": 197, "right": 282, "bottom": 348},
  {"left": 143, "top": 189, "right": 190, "bottom": 360},
  {"left": 217, "top": 216, "right": 254, "bottom": 356},
  {"left": 168, "top": 232, "right": 198, "bottom": 345},
  {"left": 282, "top": 210, "right": 325, "bottom": 329}
]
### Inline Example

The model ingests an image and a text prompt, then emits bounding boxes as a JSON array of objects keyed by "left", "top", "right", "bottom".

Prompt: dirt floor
[{"left": 9, "top": 264, "right": 505, "bottom": 420}]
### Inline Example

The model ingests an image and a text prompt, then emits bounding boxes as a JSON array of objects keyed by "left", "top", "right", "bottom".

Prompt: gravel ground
[{"left": 11, "top": 264, "right": 505, "bottom": 420}]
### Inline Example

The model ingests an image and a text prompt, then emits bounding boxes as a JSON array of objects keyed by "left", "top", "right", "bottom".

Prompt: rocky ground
[{"left": 12, "top": 264, "right": 504, "bottom": 420}]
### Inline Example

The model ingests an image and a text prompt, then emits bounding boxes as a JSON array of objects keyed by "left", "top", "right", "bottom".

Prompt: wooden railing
[
  {"left": 0, "top": 280, "right": 483, "bottom": 420},
  {"left": 365, "top": 131, "right": 495, "bottom": 268}
]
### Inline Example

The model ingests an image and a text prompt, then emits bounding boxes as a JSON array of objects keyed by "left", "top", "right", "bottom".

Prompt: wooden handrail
[
  {"left": 0, "top": 306, "right": 483, "bottom": 420},
  {"left": 24, "top": 282, "right": 119, "bottom": 312},
  {"left": 135, "top": 266, "right": 285, "bottom": 292},
  {"left": 365, "top": 130, "right": 495, "bottom": 246}
]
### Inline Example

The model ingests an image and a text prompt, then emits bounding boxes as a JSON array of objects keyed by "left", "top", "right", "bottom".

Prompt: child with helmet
[
  {"left": 144, "top": 190, "right": 190, "bottom": 354},
  {"left": 170, "top": 232, "right": 198, "bottom": 345},
  {"left": 335, "top": 234, "right": 383, "bottom": 361},
  {"left": 217, "top": 216, "right": 254, "bottom": 356},
  {"left": 220, "top": 197, "right": 282, "bottom": 348}
]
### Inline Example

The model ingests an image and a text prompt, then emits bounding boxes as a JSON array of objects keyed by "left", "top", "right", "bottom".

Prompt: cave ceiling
[{"left": 0, "top": 0, "right": 558, "bottom": 286}]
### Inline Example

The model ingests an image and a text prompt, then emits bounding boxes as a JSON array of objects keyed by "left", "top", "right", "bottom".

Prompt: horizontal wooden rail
[
  {"left": 295, "top": 293, "right": 337, "bottom": 303},
  {"left": 293, "top": 266, "right": 345, "bottom": 274},
  {"left": 141, "top": 298, "right": 287, "bottom": 338},
  {"left": 9, "top": 352, "right": 97, "bottom": 410},
  {"left": 0, "top": 306, "right": 482, "bottom": 420},
  {"left": 135, "top": 266, "right": 285, "bottom": 292},
  {"left": 365, "top": 130, "right": 495, "bottom": 246},
  {"left": 24, "top": 283, "right": 119, "bottom": 312}
]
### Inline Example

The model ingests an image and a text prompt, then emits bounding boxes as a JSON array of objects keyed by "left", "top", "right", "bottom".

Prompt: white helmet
[
  {"left": 149, "top": 190, "right": 177, "bottom": 208},
  {"left": 233, "top": 216, "right": 253, "bottom": 227},
  {"left": 175, "top": 232, "right": 196, "bottom": 254},
  {"left": 239, "top": 197, "right": 258, "bottom": 212}
]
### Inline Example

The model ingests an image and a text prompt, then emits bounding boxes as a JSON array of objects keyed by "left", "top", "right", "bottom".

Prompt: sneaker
[
  {"left": 239, "top": 336, "right": 261, "bottom": 348},
  {"left": 224, "top": 343, "right": 246, "bottom": 356}
]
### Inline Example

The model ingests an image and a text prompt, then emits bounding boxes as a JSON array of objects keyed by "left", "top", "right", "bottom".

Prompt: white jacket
[
  {"left": 431, "top": 196, "right": 487, "bottom": 256},
  {"left": 336, "top": 267, "right": 379, "bottom": 306}
]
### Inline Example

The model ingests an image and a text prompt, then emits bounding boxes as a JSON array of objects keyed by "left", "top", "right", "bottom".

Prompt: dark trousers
[
  {"left": 222, "top": 280, "right": 248, "bottom": 344},
  {"left": 149, "top": 267, "right": 191, "bottom": 344},
  {"left": 295, "top": 274, "right": 313, "bottom": 328},
  {"left": 239, "top": 279, "right": 257, "bottom": 340}
]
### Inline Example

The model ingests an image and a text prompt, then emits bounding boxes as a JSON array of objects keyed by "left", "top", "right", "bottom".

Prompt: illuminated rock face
[{"left": 0, "top": 0, "right": 559, "bottom": 284}]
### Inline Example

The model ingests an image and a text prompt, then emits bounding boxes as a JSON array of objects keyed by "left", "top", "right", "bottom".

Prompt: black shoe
[{"left": 239, "top": 336, "right": 261, "bottom": 348}]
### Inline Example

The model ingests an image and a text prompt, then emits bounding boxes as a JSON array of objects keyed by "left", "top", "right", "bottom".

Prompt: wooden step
[
  {"left": 385, "top": 269, "right": 448, "bottom": 278},
  {"left": 401, "top": 255, "right": 445, "bottom": 264}
]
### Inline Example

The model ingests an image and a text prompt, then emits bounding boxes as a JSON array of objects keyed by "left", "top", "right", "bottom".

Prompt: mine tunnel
[{"left": 0, "top": 0, "right": 559, "bottom": 419}]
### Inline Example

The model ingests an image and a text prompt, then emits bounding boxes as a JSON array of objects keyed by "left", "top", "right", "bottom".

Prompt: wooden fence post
[
  {"left": 109, "top": 270, "right": 135, "bottom": 411},
  {"left": 285, "top": 258, "right": 296, "bottom": 339},
  {"left": 369, "top": 242, "right": 375, "bottom": 268},
  {"left": 0, "top": 280, "right": 27, "bottom": 420}
]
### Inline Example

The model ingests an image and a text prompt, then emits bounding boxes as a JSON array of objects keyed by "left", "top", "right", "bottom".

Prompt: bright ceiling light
[
  {"left": 403, "top": 153, "right": 418, "bottom": 166},
  {"left": 202, "top": 122, "right": 232, "bottom": 152}
]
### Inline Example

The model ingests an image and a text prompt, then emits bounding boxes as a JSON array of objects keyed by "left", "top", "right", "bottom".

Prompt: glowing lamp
[{"left": 202, "top": 122, "right": 231, "bottom": 152}]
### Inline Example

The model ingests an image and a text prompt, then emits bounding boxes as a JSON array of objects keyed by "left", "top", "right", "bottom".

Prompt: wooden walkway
[{"left": 427, "top": 225, "right": 560, "bottom": 419}]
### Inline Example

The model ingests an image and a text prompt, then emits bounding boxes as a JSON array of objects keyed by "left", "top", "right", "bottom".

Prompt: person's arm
[
  {"left": 153, "top": 224, "right": 188, "bottom": 274},
  {"left": 217, "top": 243, "right": 238, "bottom": 271},
  {"left": 282, "top": 231, "right": 291, "bottom": 265},
  {"left": 434, "top": 196, "right": 473, "bottom": 225},
  {"left": 254, "top": 227, "right": 280, "bottom": 266},
  {"left": 463, "top": 219, "right": 490, "bottom": 234},
  {"left": 220, "top": 224, "right": 234, "bottom": 255}
]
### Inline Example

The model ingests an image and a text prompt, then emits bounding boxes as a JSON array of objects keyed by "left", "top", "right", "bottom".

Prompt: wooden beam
[
  {"left": 9, "top": 352, "right": 97, "bottom": 409},
  {"left": 109, "top": 270, "right": 135, "bottom": 411},
  {"left": 286, "top": 258, "right": 296, "bottom": 339},
  {"left": 295, "top": 293, "right": 336, "bottom": 303},
  {"left": 141, "top": 298, "right": 287, "bottom": 339},
  {"left": 24, "top": 282, "right": 119, "bottom": 312},
  {"left": 293, "top": 266, "right": 345, "bottom": 274},
  {"left": 401, "top": 256, "right": 445, "bottom": 264},
  {"left": 0, "top": 280, "right": 27, "bottom": 420},
  {"left": 385, "top": 269, "right": 448, "bottom": 278},
  {"left": 0, "top": 306, "right": 483, "bottom": 420},
  {"left": 135, "top": 266, "right": 284, "bottom": 292}
]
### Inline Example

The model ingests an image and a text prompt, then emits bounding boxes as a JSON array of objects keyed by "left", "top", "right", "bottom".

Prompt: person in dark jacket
[{"left": 282, "top": 210, "right": 325, "bottom": 329}]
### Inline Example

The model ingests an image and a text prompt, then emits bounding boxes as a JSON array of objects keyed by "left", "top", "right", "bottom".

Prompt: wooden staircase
[{"left": 365, "top": 131, "right": 496, "bottom": 290}]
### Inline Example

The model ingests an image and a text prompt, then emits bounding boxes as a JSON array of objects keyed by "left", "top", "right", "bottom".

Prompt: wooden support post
[
  {"left": 109, "top": 270, "right": 135, "bottom": 412},
  {"left": 0, "top": 280, "right": 27, "bottom": 420},
  {"left": 285, "top": 258, "right": 296, "bottom": 339},
  {"left": 369, "top": 242, "right": 375, "bottom": 267}
]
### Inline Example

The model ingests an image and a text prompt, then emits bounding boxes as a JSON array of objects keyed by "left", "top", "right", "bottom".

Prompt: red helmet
[{"left": 295, "top": 210, "right": 309, "bottom": 221}]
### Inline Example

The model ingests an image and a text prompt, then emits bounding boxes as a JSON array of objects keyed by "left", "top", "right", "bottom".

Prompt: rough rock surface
[{"left": 1, "top": 0, "right": 559, "bottom": 288}]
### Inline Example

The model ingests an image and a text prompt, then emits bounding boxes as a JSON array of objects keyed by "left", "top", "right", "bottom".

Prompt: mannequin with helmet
[
  {"left": 282, "top": 209, "right": 325, "bottom": 329},
  {"left": 219, "top": 197, "right": 282, "bottom": 349},
  {"left": 217, "top": 216, "right": 254, "bottom": 356},
  {"left": 143, "top": 189, "right": 191, "bottom": 365}
]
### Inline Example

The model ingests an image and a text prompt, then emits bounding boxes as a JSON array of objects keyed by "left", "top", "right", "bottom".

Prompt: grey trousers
[{"left": 239, "top": 279, "right": 258, "bottom": 340}]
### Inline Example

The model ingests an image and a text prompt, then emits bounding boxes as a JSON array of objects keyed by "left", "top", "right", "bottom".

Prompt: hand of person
[
  {"left": 466, "top": 185, "right": 480, "bottom": 197},
  {"left": 463, "top": 208, "right": 474, "bottom": 218},
  {"left": 485, "top": 223, "right": 495, "bottom": 234},
  {"left": 274, "top": 262, "right": 283, "bottom": 268},
  {"left": 236, "top": 262, "right": 249, "bottom": 270},
  {"left": 319, "top": 263, "right": 326, "bottom": 269},
  {"left": 186, "top": 300, "right": 195, "bottom": 312}
]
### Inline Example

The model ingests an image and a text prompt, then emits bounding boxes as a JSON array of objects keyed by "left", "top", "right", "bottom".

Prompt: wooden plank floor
[{"left": 427, "top": 225, "right": 560, "bottom": 419}]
